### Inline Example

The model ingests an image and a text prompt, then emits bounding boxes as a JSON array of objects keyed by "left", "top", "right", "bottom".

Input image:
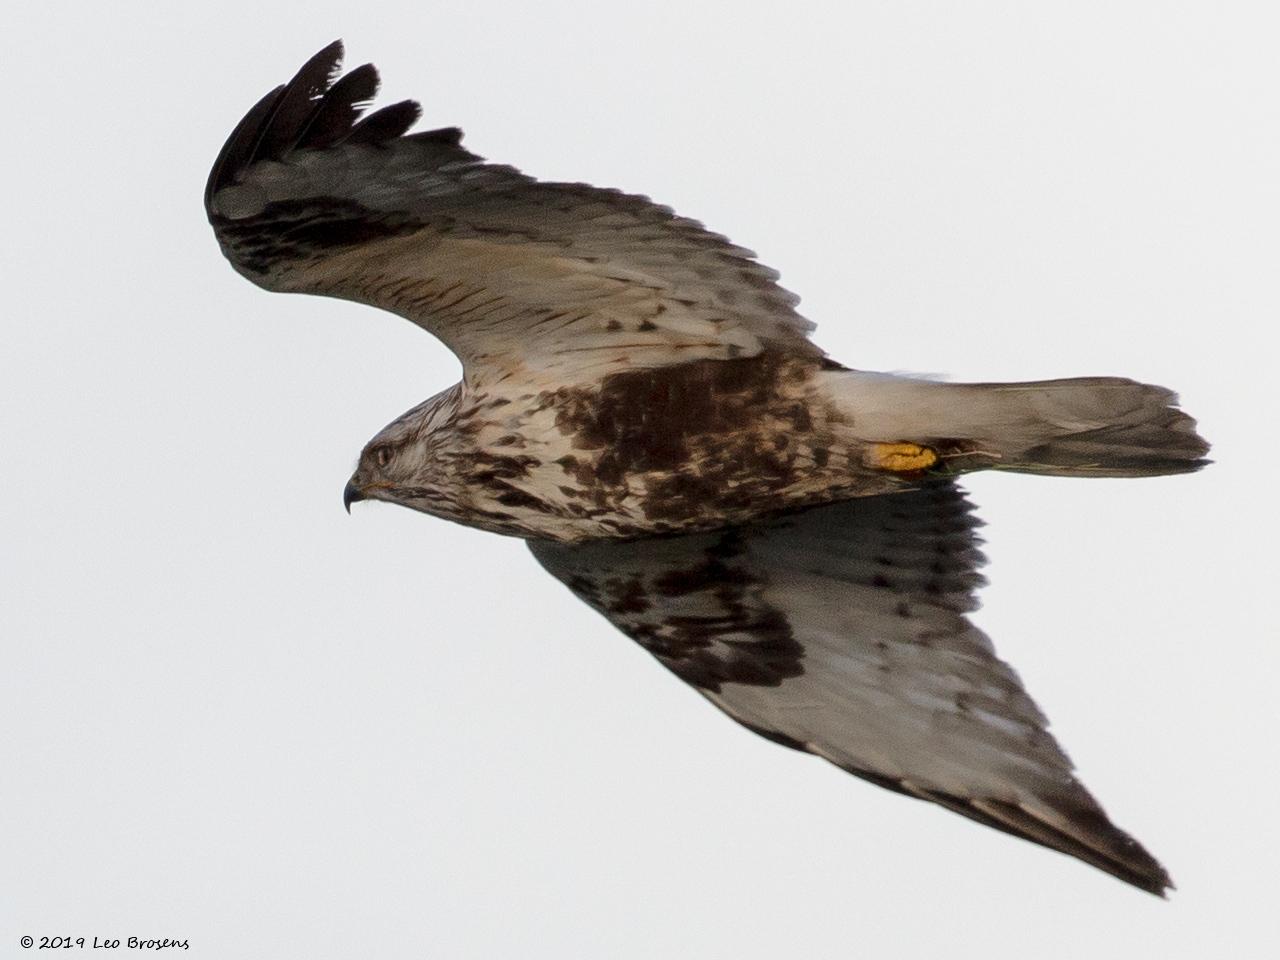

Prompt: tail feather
[
  {"left": 987, "top": 377, "right": 1209, "bottom": 477},
  {"left": 826, "top": 372, "right": 1210, "bottom": 479},
  {"left": 1015, "top": 401, "right": 1208, "bottom": 477}
]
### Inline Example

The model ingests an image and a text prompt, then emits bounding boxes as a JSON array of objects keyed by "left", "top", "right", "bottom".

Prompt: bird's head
[{"left": 343, "top": 386, "right": 462, "bottom": 514}]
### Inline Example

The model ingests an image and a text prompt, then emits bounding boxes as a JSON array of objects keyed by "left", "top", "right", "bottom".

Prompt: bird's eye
[{"left": 373, "top": 445, "right": 393, "bottom": 468}]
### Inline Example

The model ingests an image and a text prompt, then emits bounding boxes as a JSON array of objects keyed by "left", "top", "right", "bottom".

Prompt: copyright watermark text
[{"left": 20, "top": 937, "right": 189, "bottom": 951}]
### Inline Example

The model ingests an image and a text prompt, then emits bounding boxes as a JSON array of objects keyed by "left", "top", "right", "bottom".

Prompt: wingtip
[
  {"left": 208, "top": 41, "right": 461, "bottom": 215},
  {"left": 314, "top": 39, "right": 347, "bottom": 88},
  {"left": 306, "top": 38, "right": 345, "bottom": 74},
  {"left": 880, "top": 778, "right": 1177, "bottom": 897},
  {"left": 988, "top": 796, "right": 1175, "bottom": 897},
  {"left": 308, "top": 38, "right": 347, "bottom": 91},
  {"left": 1108, "top": 838, "right": 1174, "bottom": 898},
  {"left": 206, "top": 41, "right": 347, "bottom": 208}
]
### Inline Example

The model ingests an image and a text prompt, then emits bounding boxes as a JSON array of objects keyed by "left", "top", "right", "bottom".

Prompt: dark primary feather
[
  {"left": 204, "top": 40, "right": 454, "bottom": 208},
  {"left": 251, "top": 40, "right": 345, "bottom": 162},
  {"left": 296, "top": 62, "right": 380, "bottom": 149},
  {"left": 531, "top": 484, "right": 1173, "bottom": 895},
  {"left": 346, "top": 100, "right": 422, "bottom": 144},
  {"left": 203, "top": 83, "right": 285, "bottom": 206}
]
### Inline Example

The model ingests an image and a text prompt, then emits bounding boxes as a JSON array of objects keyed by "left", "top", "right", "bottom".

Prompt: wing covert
[{"left": 207, "top": 42, "right": 822, "bottom": 383}]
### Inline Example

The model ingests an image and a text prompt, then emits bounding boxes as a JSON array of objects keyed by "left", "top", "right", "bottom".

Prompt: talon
[{"left": 868, "top": 442, "right": 939, "bottom": 472}]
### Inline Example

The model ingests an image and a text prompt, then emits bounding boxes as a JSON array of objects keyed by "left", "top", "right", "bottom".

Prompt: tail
[{"left": 826, "top": 372, "right": 1210, "bottom": 478}]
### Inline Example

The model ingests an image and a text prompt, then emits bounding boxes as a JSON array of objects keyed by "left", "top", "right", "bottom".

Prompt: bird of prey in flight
[{"left": 206, "top": 41, "right": 1208, "bottom": 895}]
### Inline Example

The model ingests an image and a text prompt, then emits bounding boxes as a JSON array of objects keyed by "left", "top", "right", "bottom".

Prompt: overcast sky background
[{"left": 3, "top": 2, "right": 1277, "bottom": 957}]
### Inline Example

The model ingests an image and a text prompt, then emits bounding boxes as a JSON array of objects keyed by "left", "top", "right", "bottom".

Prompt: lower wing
[{"left": 530, "top": 482, "right": 1171, "bottom": 894}]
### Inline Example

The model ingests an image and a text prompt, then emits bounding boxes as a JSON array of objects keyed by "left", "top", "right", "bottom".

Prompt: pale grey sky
[{"left": 3, "top": 2, "right": 1277, "bottom": 957}]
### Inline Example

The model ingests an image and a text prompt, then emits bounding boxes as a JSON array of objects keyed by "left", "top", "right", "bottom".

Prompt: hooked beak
[{"left": 343, "top": 480, "right": 365, "bottom": 514}]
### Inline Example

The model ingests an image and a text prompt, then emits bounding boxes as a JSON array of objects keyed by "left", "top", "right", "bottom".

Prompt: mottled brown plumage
[{"left": 207, "top": 42, "right": 1208, "bottom": 895}]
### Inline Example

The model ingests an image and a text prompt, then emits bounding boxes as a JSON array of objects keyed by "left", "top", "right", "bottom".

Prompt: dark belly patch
[{"left": 540, "top": 353, "right": 833, "bottom": 526}]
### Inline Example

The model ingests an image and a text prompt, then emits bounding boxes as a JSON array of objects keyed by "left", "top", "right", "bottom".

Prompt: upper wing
[
  {"left": 206, "top": 42, "right": 821, "bottom": 384},
  {"left": 529, "top": 483, "right": 1172, "bottom": 895}
]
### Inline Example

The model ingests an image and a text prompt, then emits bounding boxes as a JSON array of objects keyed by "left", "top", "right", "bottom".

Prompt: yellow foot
[{"left": 867, "top": 442, "right": 939, "bottom": 472}]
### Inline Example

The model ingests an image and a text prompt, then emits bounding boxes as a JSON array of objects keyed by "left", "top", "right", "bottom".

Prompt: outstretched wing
[
  {"left": 206, "top": 41, "right": 821, "bottom": 383},
  {"left": 530, "top": 483, "right": 1172, "bottom": 895}
]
